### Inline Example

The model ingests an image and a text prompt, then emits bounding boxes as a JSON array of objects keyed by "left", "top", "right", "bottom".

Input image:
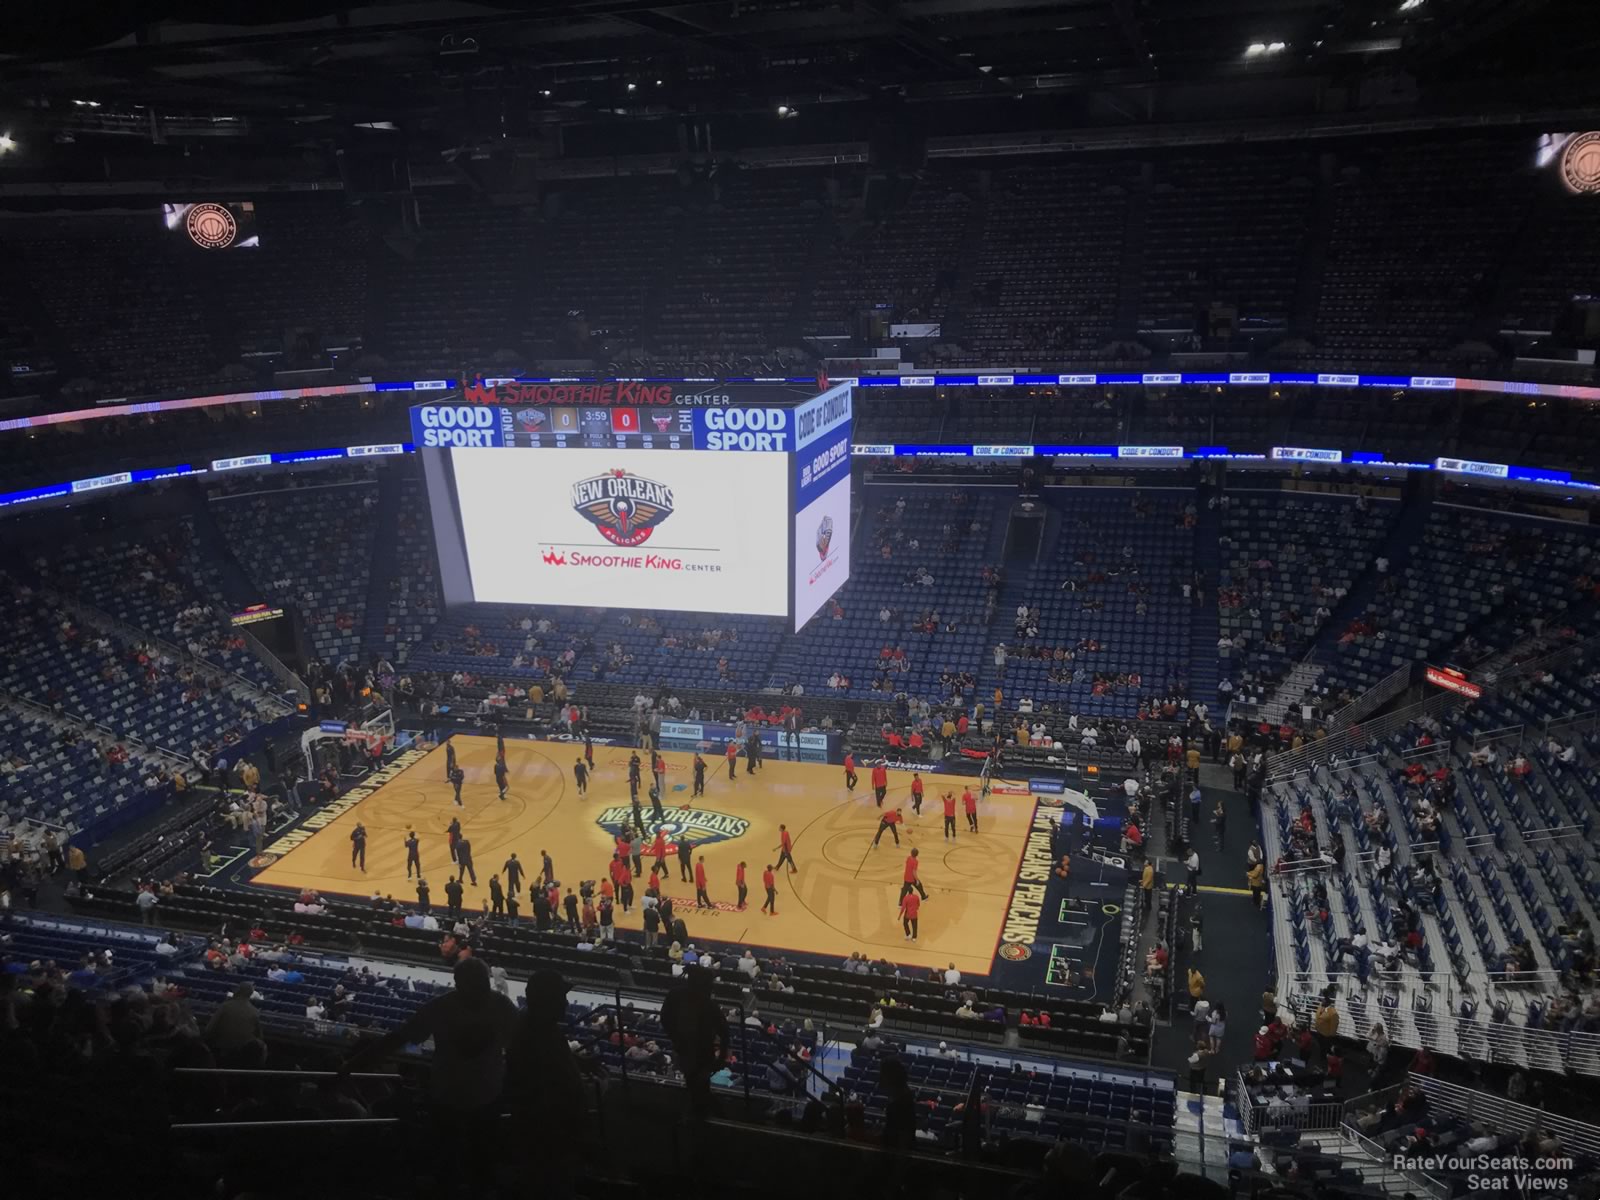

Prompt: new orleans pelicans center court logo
[
  {"left": 185, "top": 203, "right": 238, "bottom": 249},
  {"left": 572, "top": 469, "right": 676, "bottom": 547},
  {"left": 595, "top": 805, "right": 749, "bottom": 847}
]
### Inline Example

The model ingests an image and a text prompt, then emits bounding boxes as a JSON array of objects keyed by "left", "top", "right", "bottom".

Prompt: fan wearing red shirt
[
  {"left": 694, "top": 858, "right": 712, "bottom": 909},
  {"left": 956, "top": 714, "right": 969, "bottom": 735},
  {"left": 873, "top": 807, "right": 904, "bottom": 848},
  {"left": 963, "top": 788, "right": 979, "bottom": 833},
  {"left": 735, "top": 861, "right": 748, "bottom": 909},
  {"left": 899, "top": 888, "right": 921, "bottom": 940},
  {"left": 775, "top": 824, "right": 797, "bottom": 873},
  {"left": 910, "top": 773, "right": 925, "bottom": 816},
  {"left": 942, "top": 791, "right": 958, "bottom": 840},
  {"left": 726, "top": 740, "right": 738, "bottom": 781},
  {"left": 871, "top": 761, "right": 889, "bottom": 807},
  {"left": 902, "top": 847, "right": 928, "bottom": 900},
  {"left": 843, "top": 752, "right": 857, "bottom": 791},
  {"left": 761, "top": 865, "right": 778, "bottom": 914}
]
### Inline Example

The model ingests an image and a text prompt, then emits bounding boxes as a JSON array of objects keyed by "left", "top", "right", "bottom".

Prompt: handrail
[
  {"left": 41, "top": 586, "right": 293, "bottom": 715},
  {"left": 1268, "top": 690, "right": 1457, "bottom": 781},
  {"left": 238, "top": 625, "right": 309, "bottom": 702},
  {"left": 1329, "top": 661, "right": 1417, "bottom": 731},
  {"left": 1403, "top": 1072, "right": 1600, "bottom": 1159}
]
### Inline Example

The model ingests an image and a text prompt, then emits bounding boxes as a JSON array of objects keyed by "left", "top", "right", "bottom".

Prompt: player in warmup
[
  {"left": 980, "top": 751, "right": 995, "bottom": 799},
  {"left": 450, "top": 765, "right": 465, "bottom": 807},
  {"left": 843, "top": 751, "right": 857, "bottom": 791},
  {"left": 941, "top": 791, "right": 958, "bottom": 840},
  {"left": 653, "top": 751, "right": 667, "bottom": 798},
  {"left": 736, "top": 861, "right": 748, "bottom": 909},
  {"left": 899, "top": 886, "right": 921, "bottom": 941},
  {"left": 541, "top": 849, "right": 555, "bottom": 887},
  {"left": 692, "top": 752, "right": 706, "bottom": 797},
  {"left": 694, "top": 857, "right": 712, "bottom": 909},
  {"left": 903, "top": 847, "right": 928, "bottom": 900},
  {"left": 444, "top": 739, "right": 456, "bottom": 781},
  {"left": 761, "top": 864, "right": 778, "bottom": 915},
  {"left": 726, "top": 740, "right": 738, "bottom": 781},
  {"left": 496, "top": 728, "right": 506, "bottom": 763},
  {"left": 404, "top": 829, "right": 421, "bottom": 879},
  {"left": 677, "top": 834, "right": 695, "bottom": 882},
  {"left": 503, "top": 851, "right": 525, "bottom": 900},
  {"left": 628, "top": 752, "right": 642, "bottom": 801},
  {"left": 650, "top": 829, "right": 669, "bottom": 877},
  {"left": 584, "top": 731, "right": 595, "bottom": 771},
  {"left": 349, "top": 821, "right": 367, "bottom": 871},
  {"left": 871, "top": 760, "right": 889, "bottom": 807},
  {"left": 446, "top": 816, "right": 462, "bottom": 863},
  {"left": 910, "top": 773, "right": 924, "bottom": 816},
  {"left": 573, "top": 757, "right": 589, "bottom": 797},
  {"left": 873, "top": 807, "right": 904, "bottom": 848},
  {"left": 775, "top": 825, "right": 797, "bottom": 873},
  {"left": 494, "top": 756, "right": 509, "bottom": 800},
  {"left": 455, "top": 835, "right": 478, "bottom": 886},
  {"left": 964, "top": 786, "right": 980, "bottom": 833}
]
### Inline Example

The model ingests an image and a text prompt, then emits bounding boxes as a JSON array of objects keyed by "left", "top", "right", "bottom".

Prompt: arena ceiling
[{"left": 1, "top": 0, "right": 1597, "bottom": 170}]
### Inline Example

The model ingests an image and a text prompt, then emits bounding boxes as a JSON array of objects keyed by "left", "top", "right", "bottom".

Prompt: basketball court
[{"left": 252, "top": 735, "right": 1037, "bottom": 976}]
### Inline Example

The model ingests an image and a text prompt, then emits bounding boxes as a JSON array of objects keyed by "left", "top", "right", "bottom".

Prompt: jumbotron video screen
[{"left": 413, "top": 381, "right": 853, "bottom": 626}]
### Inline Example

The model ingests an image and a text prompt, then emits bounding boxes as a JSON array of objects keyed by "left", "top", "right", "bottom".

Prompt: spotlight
[
  {"left": 0, "top": 134, "right": 15, "bottom": 153},
  {"left": 626, "top": 82, "right": 637, "bottom": 92},
  {"left": 1246, "top": 43, "right": 1267, "bottom": 55},
  {"left": 777, "top": 105, "right": 789, "bottom": 115},
  {"left": 540, "top": 89, "right": 551, "bottom": 97}
]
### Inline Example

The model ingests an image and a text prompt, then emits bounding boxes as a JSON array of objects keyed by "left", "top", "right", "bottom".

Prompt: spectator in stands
[
  {"left": 203, "top": 982, "right": 264, "bottom": 1066},
  {"left": 343, "top": 956, "right": 518, "bottom": 1146},
  {"left": 660, "top": 967, "right": 727, "bottom": 1117},
  {"left": 505, "top": 969, "right": 591, "bottom": 1195}
]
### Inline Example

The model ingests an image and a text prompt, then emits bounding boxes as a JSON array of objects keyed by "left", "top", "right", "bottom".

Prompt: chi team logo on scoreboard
[
  {"left": 594, "top": 805, "right": 749, "bottom": 847},
  {"left": 571, "top": 468, "right": 675, "bottom": 547},
  {"left": 816, "top": 515, "right": 834, "bottom": 560},
  {"left": 186, "top": 203, "right": 238, "bottom": 249}
]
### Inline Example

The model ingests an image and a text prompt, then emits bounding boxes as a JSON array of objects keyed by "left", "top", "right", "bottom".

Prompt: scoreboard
[
  {"left": 412, "top": 382, "right": 853, "bottom": 627},
  {"left": 415, "top": 402, "right": 803, "bottom": 452}
]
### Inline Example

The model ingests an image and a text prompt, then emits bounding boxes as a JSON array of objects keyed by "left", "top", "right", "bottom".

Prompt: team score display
[{"left": 801, "top": 439, "right": 849, "bottom": 488}]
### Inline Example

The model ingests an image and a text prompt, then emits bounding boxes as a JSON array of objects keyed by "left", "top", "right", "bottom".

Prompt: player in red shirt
[
  {"left": 909, "top": 773, "right": 924, "bottom": 816},
  {"left": 902, "top": 847, "right": 927, "bottom": 900},
  {"left": 694, "top": 857, "right": 712, "bottom": 909},
  {"left": 726, "top": 740, "right": 738, "bottom": 781},
  {"left": 761, "top": 865, "right": 778, "bottom": 914},
  {"left": 963, "top": 787, "right": 979, "bottom": 833},
  {"left": 899, "top": 888, "right": 921, "bottom": 940},
  {"left": 941, "top": 792, "right": 958, "bottom": 840},
  {"left": 735, "top": 861, "right": 748, "bottom": 909},
  {"left": 843, "top": 752, "right": 857, "bottom": 791},
  {"left": 650, "top": 830, "right": 668, "bottom": 875},
  {"left": 775, "top": 824, "right": 797, "bottom": 873},
  {"left": 873, "top": 807, "right": 904, "bottom": 848},
  {"left": 871, "top": 761, "right": 889, "bottom": 807}
]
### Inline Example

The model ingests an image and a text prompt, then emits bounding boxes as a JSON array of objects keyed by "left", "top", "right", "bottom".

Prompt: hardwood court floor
[{"left": 253, "top": 735, "right": 1035, "bottom": 977}]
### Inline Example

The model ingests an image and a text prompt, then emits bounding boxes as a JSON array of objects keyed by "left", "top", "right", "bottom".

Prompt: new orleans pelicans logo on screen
[
  {"left": 571, "top": 469, "right": 675, "bottom": 547},
  {"left": 816, "top": 514, "right": 834, "bottom": 560},
  {"left": 595, "top": 806, "right": 749, "bottom": 849}
]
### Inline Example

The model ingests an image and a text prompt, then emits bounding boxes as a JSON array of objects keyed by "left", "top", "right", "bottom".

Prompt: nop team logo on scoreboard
[{"left": 571, "top": 469, "right": 676, "bottom": 546}]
